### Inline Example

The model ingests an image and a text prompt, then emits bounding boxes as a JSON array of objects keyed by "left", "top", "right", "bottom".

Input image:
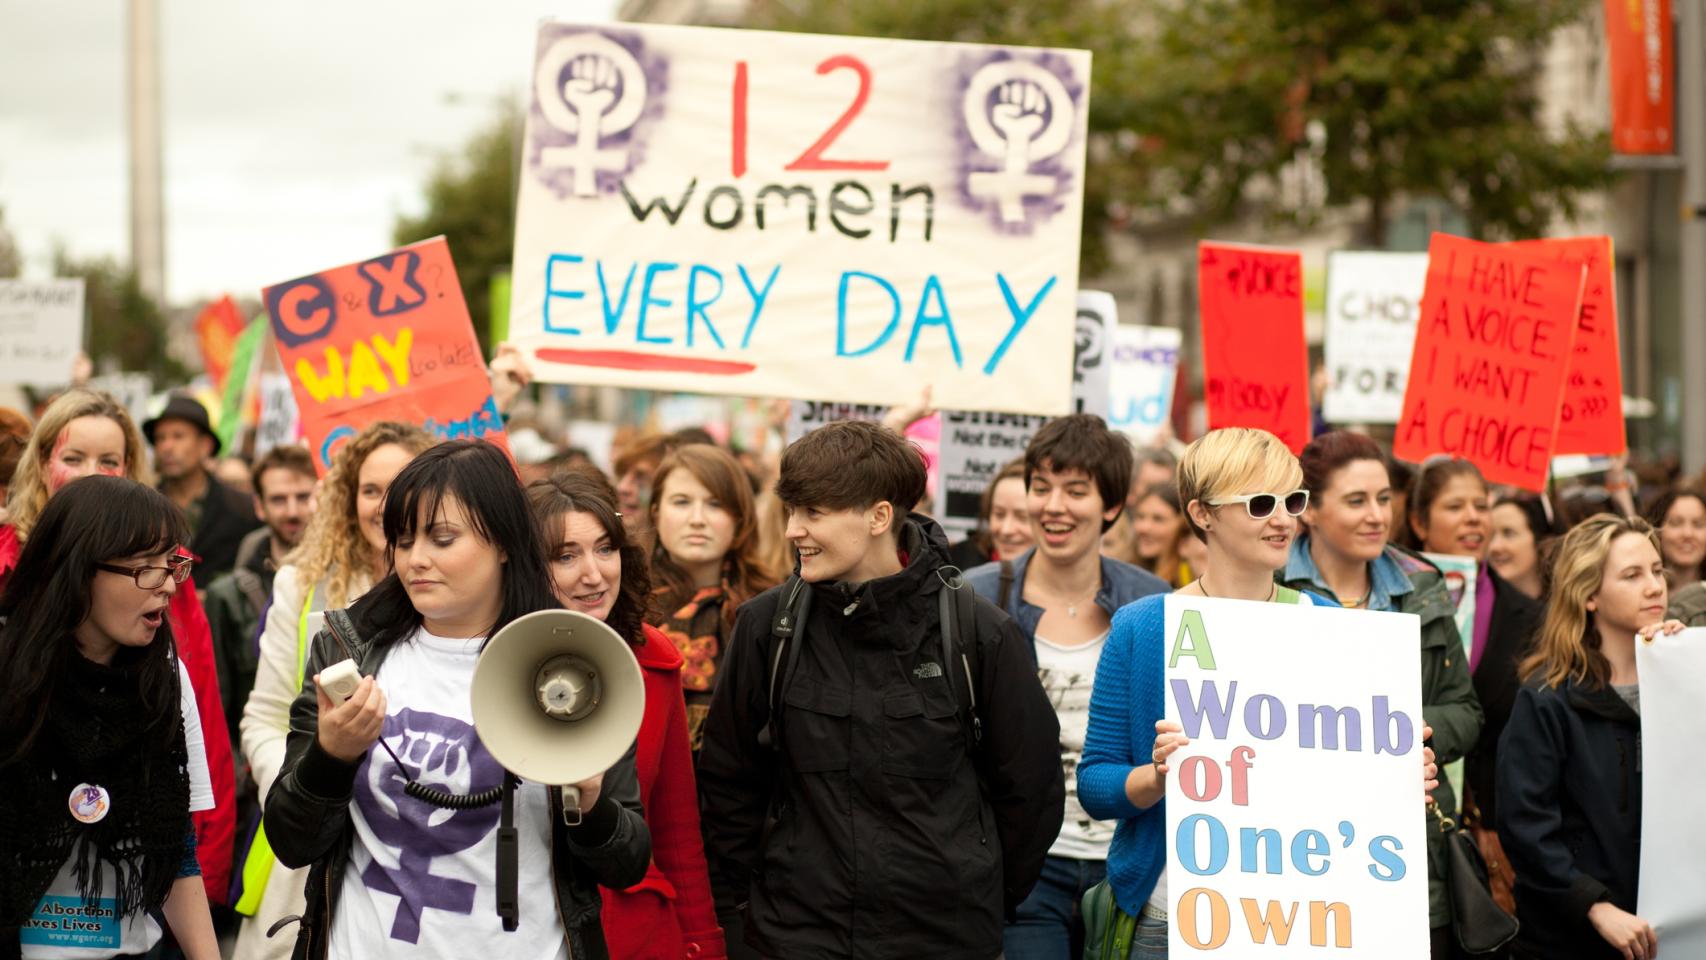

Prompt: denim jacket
[{"left": 963, "top": 548, "right": 1170, "bottom": 660}]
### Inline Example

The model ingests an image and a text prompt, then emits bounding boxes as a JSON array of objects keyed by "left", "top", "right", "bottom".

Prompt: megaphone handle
[{"left": 561, "top": 785, "right": 583, "bottom": 827}]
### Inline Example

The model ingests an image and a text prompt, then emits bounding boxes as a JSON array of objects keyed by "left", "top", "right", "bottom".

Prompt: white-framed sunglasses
[{"left": 1205, "top": 489, "right": 1310, "bottom": 520}]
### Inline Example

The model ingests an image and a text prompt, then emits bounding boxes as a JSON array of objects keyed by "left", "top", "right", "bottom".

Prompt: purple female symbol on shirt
[{"left": 352, "top": 707, "right": 506, "bottom": 943}]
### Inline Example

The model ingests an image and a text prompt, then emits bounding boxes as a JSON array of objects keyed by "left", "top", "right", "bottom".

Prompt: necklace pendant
[
  {"left": 69, "top": 783, "right": 110, "bottom": 824},
  {"left": 1068, "top": 603, "right": 1078, "bottom": 618}
]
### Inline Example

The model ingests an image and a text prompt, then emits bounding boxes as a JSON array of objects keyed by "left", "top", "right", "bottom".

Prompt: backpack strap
[
  {"left": 937, "top": 566, "right": 982, "bottom": 748},
  {"left": 757, "top": 575, "right": 812, "bottom": 751},
  {"left": 997, "top": 559, "right": 1015, "bottom": 611}
]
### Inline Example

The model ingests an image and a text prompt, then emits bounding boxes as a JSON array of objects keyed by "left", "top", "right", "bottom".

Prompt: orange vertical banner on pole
[
  {"left": 1605, "top": 0, "right": 1674, "bottom": 154},
  {"left": 1197, "top": 241, "right": 1310, "bottom": 452},
  {"left": 1505, "top": 236, "right": 1626, "bottom": 455},
  {"left": 1395, "top": 234, "right": 1586, "bottom": 492}
]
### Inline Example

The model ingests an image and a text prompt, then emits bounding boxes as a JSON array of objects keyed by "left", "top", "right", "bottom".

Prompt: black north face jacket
[{"left": 698, "top": 515, "right": 1065, "bottom": 960}]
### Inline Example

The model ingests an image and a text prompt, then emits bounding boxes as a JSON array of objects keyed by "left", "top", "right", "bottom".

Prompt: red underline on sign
[{"left": 535, "top": 349, "right": 758, "bottom": 376}]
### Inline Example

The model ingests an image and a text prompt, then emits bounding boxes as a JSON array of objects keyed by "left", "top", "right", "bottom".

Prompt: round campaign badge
[{"left": 68, "top": 783, "right": 110, "bottom": 824}]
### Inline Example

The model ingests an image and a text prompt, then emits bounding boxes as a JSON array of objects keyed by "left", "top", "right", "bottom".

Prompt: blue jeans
[
  {"left": 1003, "top": 855, "right": 1107, "bottom": 960},
  {"left": 1132, "top": 911, "right": 1167, "bottom": 959}
]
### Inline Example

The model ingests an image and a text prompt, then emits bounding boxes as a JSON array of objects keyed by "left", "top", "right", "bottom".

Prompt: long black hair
[
  {"left": 351, "top": 440, "right": 559, "bottom": 648},
  {"left": 0, "top": 475, "right": 190, "bottom": 764},
  {"left": 527, "top": 466, "right": 652, "bottom": 646}
]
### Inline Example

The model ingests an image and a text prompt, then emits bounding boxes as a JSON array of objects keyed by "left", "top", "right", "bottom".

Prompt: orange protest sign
[
  {"left": 1505, "top": 236, "right": 1625, "bottom": 456},
  {"left": 1197, "top": 242, "right": 1310, "bottom": 452},
  {"left": 263, "top": 237, "right": 508, "bottom": 473},
  {"left": 195, "top": 295, "right": 246, "bottom": 390},
  {"left": 1395, "top": 234, "right": 1585, "bottom": 491}
]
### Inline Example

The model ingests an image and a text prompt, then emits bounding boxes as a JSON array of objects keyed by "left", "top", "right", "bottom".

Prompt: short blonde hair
[
  {"left": 1178, "top": 428, "right": 1303, "bottom": 541},
  {"left": 7, "top": 389, "right": 151, "bottom": 540}
]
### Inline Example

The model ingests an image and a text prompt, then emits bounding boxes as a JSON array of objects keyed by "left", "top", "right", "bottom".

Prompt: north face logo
[{"left": 913, "top": 662, "right": 944, "bottom": 680}]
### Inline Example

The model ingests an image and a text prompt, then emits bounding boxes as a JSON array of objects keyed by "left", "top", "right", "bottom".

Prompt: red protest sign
[
  {"left": 263, "top": 237, "right": 508, "bottom": 474},
  {"left": 1395, "top": 234, "right": 1585, "bottom": 491},
  {"left": 1505, "top": 236, "right": 1625, "bottom": 456},
  {"left": 1197, "top": 242, "right": 1310, "bottom": 452}
]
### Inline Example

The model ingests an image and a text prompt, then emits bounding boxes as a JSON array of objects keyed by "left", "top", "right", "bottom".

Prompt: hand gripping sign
[
  {"left": 263, "top": 238, "right": 509, "bottom": 473},
  {"left": 510, "top": 23, "right": 1092, "bottom": 417}
]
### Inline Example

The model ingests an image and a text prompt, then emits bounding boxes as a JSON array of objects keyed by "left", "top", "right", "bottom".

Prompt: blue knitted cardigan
[{"left": 1076, "top": 594, "right": 1171, "bottom": 917}]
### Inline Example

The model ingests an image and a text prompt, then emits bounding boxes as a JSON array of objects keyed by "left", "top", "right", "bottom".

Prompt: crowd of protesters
[{"left": 0, "top": 348, "right": 1693, "bottom": 960}]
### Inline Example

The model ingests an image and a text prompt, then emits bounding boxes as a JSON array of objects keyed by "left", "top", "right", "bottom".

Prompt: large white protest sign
[
  {"left": 510, "top": 23, "right": 1090, "bottom": 415},
  {"left": 1637, "top": 628, "right": 1706, "bottom": 957},
  {"left": 253, "top": 372, "right": 301, "bottom": 459},
  {"left": 1108, "top": 324, "right": 1181, "bottom": 447},
  {"left": 1166, "top": 596, "right": 1428, "bottom": 957},
  {"left": 0, "top": 279, "right": 85, "bottom": 386},
  {"left": 1322, "top": 252, "right": 1426, "bottom": 424}
]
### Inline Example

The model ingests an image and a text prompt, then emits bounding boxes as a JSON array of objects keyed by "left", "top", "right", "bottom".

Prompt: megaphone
[{"left": 470, "top": 609, "right": 645, "bottom": 819}]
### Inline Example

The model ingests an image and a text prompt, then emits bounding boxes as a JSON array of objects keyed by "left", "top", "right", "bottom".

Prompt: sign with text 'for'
[{"left": 509, "top": 22, "right": 1091, "bottom": 415}]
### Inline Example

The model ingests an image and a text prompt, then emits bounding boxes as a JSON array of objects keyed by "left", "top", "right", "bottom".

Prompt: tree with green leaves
[
  {"left": 52, "top": 251, "right": 189, "bottom": 385},
  {"left": 744, "top": 0, "right": 1613, "bottom": 253},
  {"left": 393, "top": 103, "right": 522, "bottom": 352}
]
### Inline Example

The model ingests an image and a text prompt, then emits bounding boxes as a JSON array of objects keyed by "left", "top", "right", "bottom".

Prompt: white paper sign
[
  {"left": 510, "top": 23, "right": 1090, "bottom": 415},
  {"left": 0, "top": 279, "right": 85, "bottom": 386},
  {"left": 1637, "top": 628, "right": 1706, "bottom": 956},
  {"left": 1322, "top": 252, "right": 1427, "bottom": 424},
  {"left": 934, "top": 411, "right": 1048, "bottom": 538},
  {"left": 1074, "top": 290, "right": 1114, "bottom": 418},
  {"left": 253, "top": 373, "right": 301, "bottom": 459},
  {"left": 1108, "top": 324, "right": 1181, "bottom": 447},
  {"left": 1165, "top": 596, "right": 1429, "bottom": 957},
  {"left": 784, "top": 400, "right": 890, "bottom": 446}
]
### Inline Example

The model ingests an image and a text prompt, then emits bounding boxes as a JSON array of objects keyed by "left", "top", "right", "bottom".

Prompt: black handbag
[{"left": 1432, "top": 804, "right": 1520, "bottom": 955}]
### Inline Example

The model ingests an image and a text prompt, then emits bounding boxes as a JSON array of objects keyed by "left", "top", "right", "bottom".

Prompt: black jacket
[
  {"left": 697, "top": 515, "right": 1065, "bottom": 960},
  {"left": 1464, "top": 566, "right": 1542, "bottom": 823},
  {"left": 182, "top": 470, "right": 263, "bottom": 588},
  {"left": 263, "top": 608, "right": 651, "bottom": 960},
  {"left": 1495, "top": 679, "right": 1641, "bottom": 960}
]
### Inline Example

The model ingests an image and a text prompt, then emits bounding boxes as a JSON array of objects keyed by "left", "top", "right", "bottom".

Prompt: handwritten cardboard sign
[
  {"left": 263, "top": 237, "right": 507, "bottom": 473},
  {"left": 1198, "top": 242, "right": 1310, "bottom": 452},
  {"left": 1322, "top": 252, "right": 1427, "bottom": 425},
  {"left": 0, "top": 279, "right": 85, "bottom": 387},
  {"left": 1394, "top": 234, "right": 1584, "bottom": 491},
  {"left": 1505, "top": 236, "right": 1625, "bottom": 456},
  {"left": 509, "top": 22, "right": 1091, "bottom": 415},
  {"left": 1166, "top": 596, "right": 1428, "bottom": 957}
]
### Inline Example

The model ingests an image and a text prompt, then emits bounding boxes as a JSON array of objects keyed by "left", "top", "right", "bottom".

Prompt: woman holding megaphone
[
  {"left": 530, "top": 468, "right": 726, "bottom": 960},
  {"left": 264, "top": 440, "right": 651, "bottom": 960}
]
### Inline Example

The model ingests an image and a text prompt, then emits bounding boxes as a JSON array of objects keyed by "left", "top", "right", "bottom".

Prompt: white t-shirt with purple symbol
[{"left": 328, "top": 628, "right": 566, "bottom": 960}]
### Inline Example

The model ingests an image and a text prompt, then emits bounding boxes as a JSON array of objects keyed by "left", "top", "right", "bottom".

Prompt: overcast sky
[{"left": 0, "top": 0, "right": 618, "bottom": 304}]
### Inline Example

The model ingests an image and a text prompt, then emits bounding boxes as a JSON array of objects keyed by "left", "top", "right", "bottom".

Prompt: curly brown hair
[
  {"left": 282, "top": 422, "right": 435, "bottom": 607},
  {"left": 527, "top": 467, "right": 652, "bottom": 646}
]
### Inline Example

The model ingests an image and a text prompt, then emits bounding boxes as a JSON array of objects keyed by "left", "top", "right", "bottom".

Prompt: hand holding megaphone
[
  {"left": 471, "top": 609, "right": 645, "bottom": 822},
  {"left": 313, "top": 669, "right": 388, "bottom": 763}
]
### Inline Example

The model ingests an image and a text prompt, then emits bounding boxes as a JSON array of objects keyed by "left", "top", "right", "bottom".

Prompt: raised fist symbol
[
  {"left": 563, "top": 54, "right": 619, "bottom": 129},
  {"left": 992, "top": 80, "right": 1048, "bottom": 169}
]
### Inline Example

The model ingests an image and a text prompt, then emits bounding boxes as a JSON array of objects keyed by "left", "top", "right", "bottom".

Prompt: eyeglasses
[
  {"left": 95, "top": 557, "right": 193, "bottom": 590},
  {"left": 1205, "top": 489, "right": 1310, "bottom": 520}
]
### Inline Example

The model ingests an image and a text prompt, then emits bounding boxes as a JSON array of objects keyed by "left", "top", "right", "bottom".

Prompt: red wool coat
[
  {"left": 0, "top": 525, "right": 238, "bottom": 904},
  {"left": 601, "top": 624, "right": 725, "bottom": 959}
]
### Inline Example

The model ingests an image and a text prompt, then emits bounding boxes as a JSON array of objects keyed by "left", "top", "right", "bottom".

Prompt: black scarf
[{"left": 1, "top": 649, "right": 190, "bottom": 932}]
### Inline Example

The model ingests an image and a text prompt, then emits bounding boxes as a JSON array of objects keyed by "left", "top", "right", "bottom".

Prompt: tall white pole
[
  {"left": 128, "top": 0, "right": 165, "bottom": 304},
  {"left": 1681, "top": 0, "right": 1706, "bottom": 469}
]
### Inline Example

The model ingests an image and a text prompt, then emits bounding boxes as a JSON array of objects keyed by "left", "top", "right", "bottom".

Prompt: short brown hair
[
  {"left": 250, "top": 444, "right": 316, "bottom": 498},
  {"left": 776, "top": 420, "right": 926, "bottom": 519},
  {"left": 1023, "top": 414, "right": 1132, "bottom": 532},
  {"left": 1299, "top": 430, "right": 1387, "bottom": 498}
]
